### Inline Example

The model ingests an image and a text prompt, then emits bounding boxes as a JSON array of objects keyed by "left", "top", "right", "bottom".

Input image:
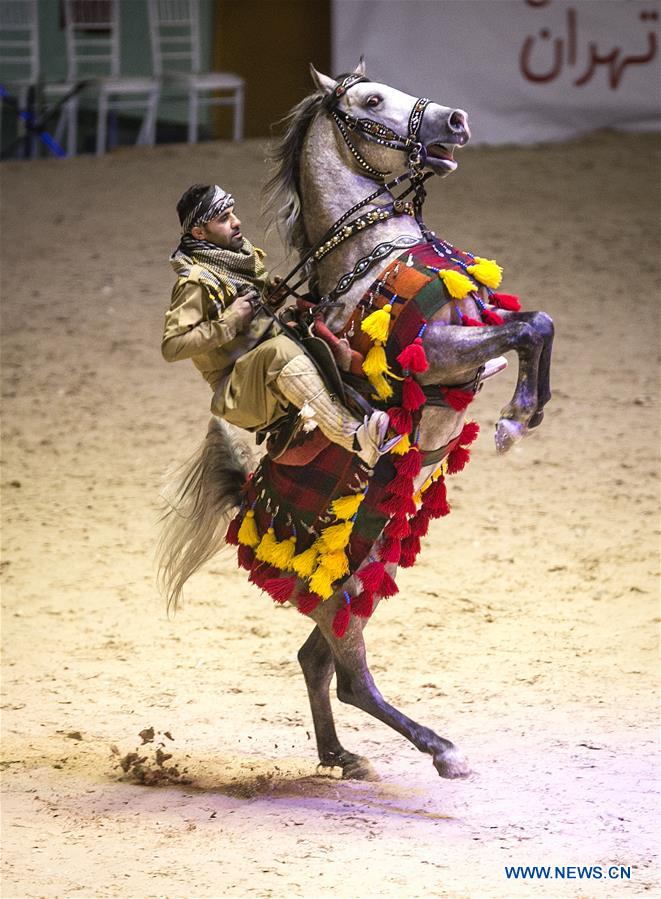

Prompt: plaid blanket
[{"left": 241, "top": 237, "right": 474, "bottom": 564}]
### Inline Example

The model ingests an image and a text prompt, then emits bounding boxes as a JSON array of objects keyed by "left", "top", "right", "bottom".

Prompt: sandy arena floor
[{"left": 1, "top": 131, "right": 659, "bottom": 898}]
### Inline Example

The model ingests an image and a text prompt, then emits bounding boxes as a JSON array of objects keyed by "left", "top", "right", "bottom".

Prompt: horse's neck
[{"left": 301, "top": 115, "right": 423, "bottom": 331}]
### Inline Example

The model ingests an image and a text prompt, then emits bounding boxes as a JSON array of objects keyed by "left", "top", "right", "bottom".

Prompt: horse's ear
[
  {"left": 309, "top": 63, "right": 336, "bottom": 95},
  {"left": 354, "top": 57, "right": 366, "bottom": 76}
]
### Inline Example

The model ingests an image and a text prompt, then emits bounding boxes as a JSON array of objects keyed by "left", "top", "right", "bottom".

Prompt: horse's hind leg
[
  {"left": 310, "top": 602, "right": 471, "bottom": 780},
  {"left": 298, "top": 625, "right": 378, "bottom": 780}
]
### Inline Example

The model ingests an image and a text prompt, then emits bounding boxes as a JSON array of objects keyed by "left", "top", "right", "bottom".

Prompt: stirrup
[{"left": 353, "top": 411, "right": 401, "bottom": 467}]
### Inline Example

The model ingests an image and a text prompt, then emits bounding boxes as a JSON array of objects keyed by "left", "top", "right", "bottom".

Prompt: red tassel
[
  {"left": 481, "top": 307, "right": 504, "bottom": 326},
  {"left": 459, "top": 421, "right": 480, "bottom": 445},
  {"left": 225, "top": 514, "right": 241, "bottom": 546},
  {"left": 350, "top": 591, "right": 374, "bottom": 618},
  {"left": 378, "top": 570, "right": 399, "bottom": 598},
  {"left": 380, "top": 537, "right": 401, "bottom": 564},
  {"left": 332, "top": 604, "right": 352, "bottom": 638},
  {"left": 396, "top": 337, "right": 428, "bottom": 374},
  {"left": 423, "top": 477, "right": 450, "bottom": 517},
  {"left": 409, "top": 508, "right": 431, "bottom": 537},
  {"left": 249, "top": 564, "right": 279, "bottom": 588},
  {"left": 384, "top": 514, "right": 410, "bottom": 539},
  {"left": 447, "top": 445, "right": 471, "bottom": 474},
  {"left": 264, "top": 575, "right": 297, "bottom": 604},
  {"left": 402, "top": 376, "right": 426, "bottom": 411},
  {"left": 394, "top": 447, "right": 422, "bottom": 478},
  {"left": 297, "top": 590, "right": 322, "bottom": 615},
  {"left": 441, "top": 387, "right": 474, "bottom": 411},
  {"left": 387, "top": 406, "right": 413, "bottom": 435},
  {"left": 462, "top": 316, "right": 486, "bottom": 327},
  {"left": 492, "top": 292, "right": 521, "bottom": 312},
  {"left": 380, "top": 492, "right": 416, "bottom": 517},
  {"left": 358, "top": 561, "right": 385, "bottom": 593},
  {"left": 399, "top": 534, "right": 421, "bottom": 568},
  {"left": 237, "top": 544, "right": 255, "bottom": 570},
  {"left": 388, "top": 471, "right": 415, "bottom": 498}
]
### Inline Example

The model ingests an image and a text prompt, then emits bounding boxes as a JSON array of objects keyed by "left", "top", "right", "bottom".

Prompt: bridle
[
  {"left": 264, "top": 73, "right": 436, "bottom": 311},
  {"left": 325, "top": 72, "right": 431, "bottom": 182}
]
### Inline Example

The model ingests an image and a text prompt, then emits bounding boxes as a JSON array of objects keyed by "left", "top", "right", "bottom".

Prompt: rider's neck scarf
[{"left": 169, "top": 234, "right": 269, "bottom": 300}]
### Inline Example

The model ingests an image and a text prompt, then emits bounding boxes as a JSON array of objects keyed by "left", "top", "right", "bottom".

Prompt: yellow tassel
[
  {"left": 362, "top": 342, "right": 390, "bottom": 379},
  {"left": 290, "top": 545, "right": 319, "bottom": 579},
  {"left": 309, "top": 565, "right": 335, "bottom": 600},
  {"left": 439, "top": 268, "right": 476, "bottom": 299},
  {"left": 390, "top": 433, "right": 411, "bottom": 455},
  {"left": 318, "top": 520, "right": 353, "bottom": 552},
  {"left": 255, "top": 527, "right": 279, "bottom": 563},
  {"left": 370, "top": 374, "right": 394, "bottom": 402},
  {"left": 237, "top": 509, "right": 259, "bottom": 548},
  {"left": 331, "top": 493, "right": 364, "bottom": 520},
  {"left": 467, "top": 257, "right": 503, "bottom": 289},
  {"left": 317, "top": 549, "right": 349, "bottom": 581},
  {"left": 270, "top": 535, "right": 297, "bottom": 570},
  {"left": 361, "top": 303, "right": 392, "bottom": 343}
]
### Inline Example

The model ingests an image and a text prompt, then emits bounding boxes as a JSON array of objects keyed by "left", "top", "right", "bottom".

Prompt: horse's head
[{"left": 310, "top": 60, "right": 470, "bottom": 179}]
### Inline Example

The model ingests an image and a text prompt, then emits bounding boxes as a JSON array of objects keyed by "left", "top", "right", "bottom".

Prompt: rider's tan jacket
[{"left": 161, "top": 265, "right": 276, "bottom": 391}]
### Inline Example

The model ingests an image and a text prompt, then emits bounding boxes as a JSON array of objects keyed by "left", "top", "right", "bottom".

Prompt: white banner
[{"left": 332, "top": 0, "right": 661, "bottom": 144}]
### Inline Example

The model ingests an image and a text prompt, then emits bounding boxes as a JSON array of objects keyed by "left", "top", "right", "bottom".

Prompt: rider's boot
[{"left": 276, "top": 354, "right": 394, "bottom": 467}]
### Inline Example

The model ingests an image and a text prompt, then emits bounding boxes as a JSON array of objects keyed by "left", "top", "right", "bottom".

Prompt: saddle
[{"left": 256, "top": 307, "right": 372, "bottom": 464}]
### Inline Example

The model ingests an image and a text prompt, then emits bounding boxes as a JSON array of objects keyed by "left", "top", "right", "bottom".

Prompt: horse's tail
[{"left": 157, "top": 417, "right": 255, "bottom": 614}]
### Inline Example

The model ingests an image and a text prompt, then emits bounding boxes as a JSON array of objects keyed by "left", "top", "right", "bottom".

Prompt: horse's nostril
[{"left": 449, "top": 110, "right": 466, "bottom": 132}]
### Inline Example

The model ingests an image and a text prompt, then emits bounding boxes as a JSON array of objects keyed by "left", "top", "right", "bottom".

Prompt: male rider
[{"left": 162, "top": 183, "right": 391, "bottom": 466}]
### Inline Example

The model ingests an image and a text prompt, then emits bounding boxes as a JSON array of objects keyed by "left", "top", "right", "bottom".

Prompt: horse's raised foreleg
[
  {"left": 501, "top": 310, "right": 554, "bottom": 429},
  {"left": 423, "top": 313, "right": 553, "bottom": 453},
  {"left": 297, "top": 624, "right": 378, "bottom": 780},
  {"left": 309, "top": 598, "right": 471, "bottom": 780}
]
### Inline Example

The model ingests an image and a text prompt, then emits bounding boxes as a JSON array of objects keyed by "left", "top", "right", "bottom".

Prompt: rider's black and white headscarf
[{"left": 180, "top": 184, "right": 235, "bottom": 233}]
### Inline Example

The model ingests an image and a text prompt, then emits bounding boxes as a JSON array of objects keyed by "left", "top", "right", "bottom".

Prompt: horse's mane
[{"left": 264, "top": 89, "right": 325, "bottom": 255}]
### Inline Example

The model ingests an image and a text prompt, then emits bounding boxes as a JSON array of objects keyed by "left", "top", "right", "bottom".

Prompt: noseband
[{"left": 325, "top": 73, "right": 431, "bottom": 180}]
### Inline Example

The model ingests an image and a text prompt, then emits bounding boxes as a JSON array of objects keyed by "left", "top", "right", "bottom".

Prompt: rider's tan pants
[{"left": 211, "top": 333, "right": 301, "bottom": 432}]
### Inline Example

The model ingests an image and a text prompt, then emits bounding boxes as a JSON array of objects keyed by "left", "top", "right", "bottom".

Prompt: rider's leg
[{"left": 275, "top": 353, "right": 391, "bottom": 468}]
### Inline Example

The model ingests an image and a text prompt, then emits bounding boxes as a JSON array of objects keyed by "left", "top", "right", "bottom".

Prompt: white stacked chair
[
  {"left": 45, "top": 0, "right": 160, "bottom": 156},
  {"left": 0, "top": 0, "right": 40, "bottom": 156},
  {"left": 147, "top": 0, "right": 244, "bottom": 142}
]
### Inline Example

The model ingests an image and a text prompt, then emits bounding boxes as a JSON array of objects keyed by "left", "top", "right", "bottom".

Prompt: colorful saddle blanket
[{"left": 225, "top": 237, "right": 518, "bottom": 636}]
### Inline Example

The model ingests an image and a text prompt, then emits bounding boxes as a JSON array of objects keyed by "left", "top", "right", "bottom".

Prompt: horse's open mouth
[{"left": 426, "top": 143, "right": 459, "bottom": 172}]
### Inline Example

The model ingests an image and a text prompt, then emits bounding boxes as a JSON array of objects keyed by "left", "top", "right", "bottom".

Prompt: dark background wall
[{"left": 213, "top": 0, "right": 330, "bottom": 138}]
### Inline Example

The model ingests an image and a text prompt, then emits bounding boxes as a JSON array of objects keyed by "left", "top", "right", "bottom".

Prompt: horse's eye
[{"left": 366, "top": 95, "right": 382, "bottom": 108}]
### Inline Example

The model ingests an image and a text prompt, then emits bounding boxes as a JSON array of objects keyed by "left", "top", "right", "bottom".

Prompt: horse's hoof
[
  {"left": 528, "top": 409, "right": 544, "bottom": 429},
  {"left": 433, "top": 747, "right": 471, "bottom": 780},
  {"left": 494, "top": 418, "right": 525, "bottom": 455},
  {"left": 318, "top": 752, "right": 380, "bottom": 781},
  {"left": 341, "top": 754, "right": 380, "bottom": 781}
]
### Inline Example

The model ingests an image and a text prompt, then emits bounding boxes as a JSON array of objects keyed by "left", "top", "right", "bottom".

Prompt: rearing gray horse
[{"left": 159, "top": 61, "right": 554, "bottom": 782}]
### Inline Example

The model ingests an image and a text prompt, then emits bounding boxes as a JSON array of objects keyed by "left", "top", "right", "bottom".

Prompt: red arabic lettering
[{"left": 520, "top": 4, "right": 659, "bottom": 89}]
